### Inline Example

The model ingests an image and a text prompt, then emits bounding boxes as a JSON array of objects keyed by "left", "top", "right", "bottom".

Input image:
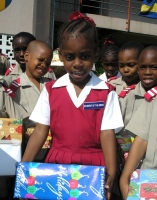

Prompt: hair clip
[
  {"left": 104, "top": 39, "right": 115, "bottom": 45},
  {"left": 69, "top": 11, "right": 96, "bottom": 27}
]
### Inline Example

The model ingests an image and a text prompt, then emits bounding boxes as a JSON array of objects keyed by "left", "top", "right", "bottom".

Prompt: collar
[
  {"left": 134, "top": 82, "right": 146, "bottom": 97},
  {"left": 52, "top": 71, "right": 109, "bottom": 89},
  {"left": 10, "top": 63, "right": 22, "bottom": 75}
]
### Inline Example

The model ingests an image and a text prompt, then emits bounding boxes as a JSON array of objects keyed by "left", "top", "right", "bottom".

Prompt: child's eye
[
  {"left": 81, "top": 54, "right": 89, "bottom": 60},
  {"left": 150, "top": 65, "right": 157, "bottom": 70},
  {"left": 127, "top": 63, "right": 137, "bottom": 67},
  {"left": 139, "top": 65, "right": 146, "bottom": 70},
  {"left": 38, "top": 58, "right": 44, "bottom": 62},
  {"left": 65, "top": 55, "right": 74, "bottom": 61},
  {"left": 119, "top": 63, "right": 124, "bottom": 68}
]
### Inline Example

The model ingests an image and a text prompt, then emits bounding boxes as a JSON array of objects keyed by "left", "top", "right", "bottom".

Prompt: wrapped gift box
[
  {"left": 116, "top": 134, "right": 134, "bottom": 153},
  {"left": 22, "top": 117, "right": 52, "bottom": 161},
  {"left": 14, "top": 162, "right": 105, "bottom": 200},
  {"left": 0, "top": 118, "right": 22, "bottom": 175},
  {"left": 127, "top": 169, "right": 157, "bottom": 200}
]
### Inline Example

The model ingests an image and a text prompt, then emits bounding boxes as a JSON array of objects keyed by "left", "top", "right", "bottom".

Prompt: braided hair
[
  {"left": 58, "top": 19, "right": 98, "bottom": 51},
  {"left": 100, "top": 37, "right": 119, "bottom": 62}
]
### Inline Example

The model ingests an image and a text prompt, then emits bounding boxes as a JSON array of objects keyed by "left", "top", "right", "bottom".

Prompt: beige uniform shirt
[
  {"left": 119, "top": 82, "right": 145, "bottom": 136},
  {"left": 110, "top": 77, "right": 127, "bottom": 95},
  {"left": 3, "top": 63, "right": 56, "bottom": 87},
  {"left": 0, "top": 54, "right": 10, "bottom": 80},
  {"left": 0, "top": 73, "right": 51, "bottom": 119},
  {"left": 126, "top": 92, "right": 157, "bottom": 169}
]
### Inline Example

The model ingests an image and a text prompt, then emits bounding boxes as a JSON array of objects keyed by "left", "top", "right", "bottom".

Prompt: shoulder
[
  {"left": 5, "top": 64, "right": 16, "bottom": 76},
  {"left": 99, "top": 72, "right": 107, "bottom": 81},
  {"left": 118, "top": 84, "right": 137, "bottom": 98},
  {"left": 109, "top": 76, "right": 122, "bottom": 85},
  {"left": 0, "top": 53, "right": 8, "bottom": 59}
]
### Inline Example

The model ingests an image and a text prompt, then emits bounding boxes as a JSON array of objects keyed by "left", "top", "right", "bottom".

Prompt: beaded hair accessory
[{"left": 69, "top": 11, "right": 96, "bottom": 27}]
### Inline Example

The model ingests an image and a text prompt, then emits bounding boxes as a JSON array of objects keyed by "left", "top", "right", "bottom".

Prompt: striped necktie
[
  {"left": 144, "top": 86, "right": 157, "bottom": 101},
  {"left": 118, "top": 84, "right": 136, "bottom": 98}
]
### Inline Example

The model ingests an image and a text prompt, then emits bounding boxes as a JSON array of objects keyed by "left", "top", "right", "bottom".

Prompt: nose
[
  {"left": 145, "top": 67, "right": 151, "bottom": 75},
  {"left": 19, "top": 50, "right": 25, "bottom": 57},
  {"left": 73, "top": 58, "right": 82, "bottom": 68},
  {"left": 123, "top": 66, "right": 129, "bottom": 73}
]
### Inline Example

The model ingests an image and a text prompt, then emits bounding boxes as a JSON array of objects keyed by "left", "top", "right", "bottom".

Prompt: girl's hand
[{"left": 105, "top": 174, "right": 114, "bottom": 200}]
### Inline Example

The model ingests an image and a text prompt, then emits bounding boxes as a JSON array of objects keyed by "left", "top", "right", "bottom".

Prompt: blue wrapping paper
[
  {"left": 14, "top": 162, "right": 105, "bottom": 200},
  {"left": 127, "top": 169, "right": 157, "bottom": 200}
]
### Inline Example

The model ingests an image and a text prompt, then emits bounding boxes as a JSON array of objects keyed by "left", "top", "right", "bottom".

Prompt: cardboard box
[
  {"left": 22, "top": 117, "right": 52, "bottom": 162},
  {"left": 0, "top": 118, "right": 22, "bottom": 175},
  {"left": 127, "top": 169, "right": 157, "bottom": 200},
  {"left": 14, "top": 162, "right": 105, "bottom": 200}
]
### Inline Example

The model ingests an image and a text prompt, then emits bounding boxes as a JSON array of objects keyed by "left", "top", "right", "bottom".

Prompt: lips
[
  {"left": 142, "top": 78, "right": 153, "bottom": 84},
  {"left": 72, "top": 71, "right": 85, "bottom": 77},
  {"left": 36, "top": 67, "right": 47, "bottom": 75}
]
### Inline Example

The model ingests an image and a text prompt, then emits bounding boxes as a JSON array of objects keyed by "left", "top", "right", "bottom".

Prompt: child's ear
[
  {"left": 58, "top": 48, "right": 63, "bottom": 62},
  {"left": 24, "top": 51, "right": 29, "bottom": 62},
  {"left": 95, "top": 47, "right": 100, "bottom": 62}
]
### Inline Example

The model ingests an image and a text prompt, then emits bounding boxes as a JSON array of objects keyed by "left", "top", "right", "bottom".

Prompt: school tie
[
  {"left": 144, "top": 86, "right": 157, "bottom": 101},
  {"left": 118, "top": 84, "right": 136, "bottom": 98},
  {"left": 108, "top": 76, "right": 118, "bottom": 82}
]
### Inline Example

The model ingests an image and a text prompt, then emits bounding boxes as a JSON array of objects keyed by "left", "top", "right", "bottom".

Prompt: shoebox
[
  {"left": 0, "top": 118, "right": 22, "bottom": 175},
  {"left": 14, "top": 162, "right": 105, "bottom": 199},
  {"left": 22, "top": 117, "right": 52, "bottom": 161},
  {"left": 127, "top": 169, "right": 157, "bottom": 199}
]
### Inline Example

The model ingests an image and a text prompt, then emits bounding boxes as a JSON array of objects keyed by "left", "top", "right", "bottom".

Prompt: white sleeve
[
  {"left": 29, "top": 86, "right": 50, "bottom": 125},
  {"left": 101, "top": 90, "right": 124, "bottom": 133}
]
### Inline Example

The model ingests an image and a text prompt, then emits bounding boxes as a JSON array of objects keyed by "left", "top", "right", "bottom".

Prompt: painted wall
[{"left": 0, "top": 0, "right": 51, "bottom": 43}]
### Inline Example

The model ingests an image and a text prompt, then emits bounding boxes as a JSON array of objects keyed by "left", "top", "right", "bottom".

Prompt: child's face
[
  {"left": 101, "top": 54, "right": 118, "bottom": 78},
  {"left": 24, "top": 46, "right": 52, "bottom": 79},
  {"left": 59, "top": 35, "right": 98, "bottom": 86},
  {"left": 138, "top": 49, "right": 157, "bottom": 91},
  {"left": 118, "top": 49, "right": 139, "bottom": 84},
  {"left": 13, "top": 36, "right": 33, "bottom": 70}
]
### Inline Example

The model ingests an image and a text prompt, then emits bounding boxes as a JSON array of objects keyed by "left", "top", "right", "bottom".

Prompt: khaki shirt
[
  {"left": 126, "top": 91, "right": 157, "bottom": 169},
  {"left": 110, "top": 77, "right": 127, "bottom": 95},
  {"left": 119, "top": 82, "right": 146, "bottom": 136},
  {"left": 0, "top": 54, "right": 10, "bottom": 79},
  {"left": 3, "top": 63, "right": 56, "bottom": 87},
  {"left": 0, "top": 73, "right": 51, "bottom": 119}
]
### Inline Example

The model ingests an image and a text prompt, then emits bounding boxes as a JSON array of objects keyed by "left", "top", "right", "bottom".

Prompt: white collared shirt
[{"left": 30, "top": 72, "right": 123, "bottom": 133}]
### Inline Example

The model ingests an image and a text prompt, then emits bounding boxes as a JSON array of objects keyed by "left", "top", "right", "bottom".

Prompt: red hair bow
[
  {"left": 69, "top": 11, "right": 96, "bottom": 27},
  {"left": 104, "top": 39, "right": 115, "bottom": 45}
]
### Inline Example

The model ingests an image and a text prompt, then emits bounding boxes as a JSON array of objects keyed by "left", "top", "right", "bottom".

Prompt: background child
[
  {"left": 50, "top": 48, "right": 66, "bottom": 79},
  {"left": 120, "top": 45, "right": 157, "bottom": 199},
  {"left": 99, "top": 37, "right": 120, "bottom": 81},
  {"left": 110, "top": 41, "right": 144, "bottom": 94},
  {"left": 3, "top": 32, "right": 56, "bottom": 86},
  {"left": 22, "top": 11, "right": 123, "bottom": 199},
  {"left": 0, "top": 40, "right": 53, "bottom": 119}
]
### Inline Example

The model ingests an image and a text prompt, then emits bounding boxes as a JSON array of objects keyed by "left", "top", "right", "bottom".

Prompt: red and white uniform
[{"left": 30, "top": 72, "right": 123, "bottom": 165}]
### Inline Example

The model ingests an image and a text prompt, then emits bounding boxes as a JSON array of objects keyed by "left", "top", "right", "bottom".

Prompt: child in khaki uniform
[
  {"left": 120, "top": 45, "right": 157, "bottom": 199},
  {"left": 3, "top": 32, "right": 56, "bottom": 87},
  {"left": 110, "top": 41, "right": 144, "bottom": 95},
  {"left": 0, "top": 40, "right": 53, "bottom": 119},
  {"left": 0, "top": 40, "right": 53, "bottom": 199}
]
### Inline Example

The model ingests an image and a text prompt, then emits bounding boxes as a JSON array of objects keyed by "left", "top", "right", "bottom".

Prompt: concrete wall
[{"left": 0, "top": 0, "right": 51, "bottom": 43}]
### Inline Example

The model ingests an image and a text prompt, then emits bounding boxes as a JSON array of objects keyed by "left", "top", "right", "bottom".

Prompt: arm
[
  {"left": 22, "top": 123, "right": 49, "bottom": 162},
  {"left": 100, "top": 129, "right": 117, "bottom": 200},
  {"left": 120, "top": 136, "right": 147, "bottom": 200}
]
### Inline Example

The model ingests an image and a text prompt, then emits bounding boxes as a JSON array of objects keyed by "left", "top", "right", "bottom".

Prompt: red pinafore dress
[{"left": 45, "top": 81, "right": 114, "bottom": 166}]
